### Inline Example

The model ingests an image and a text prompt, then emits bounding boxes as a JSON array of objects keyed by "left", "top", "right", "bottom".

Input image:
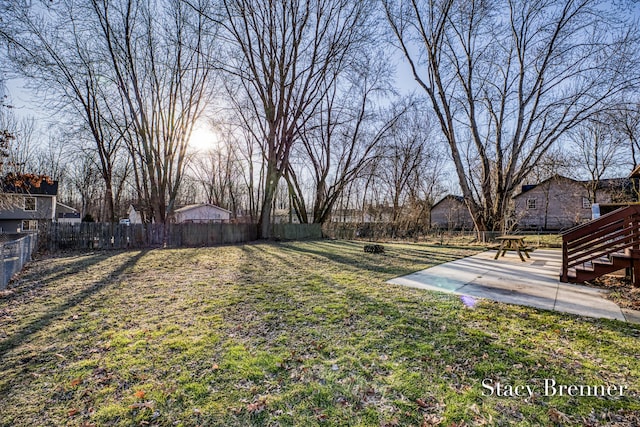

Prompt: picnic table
[{"left": 493, "top": 235, "right": 533, "bottom": 262}]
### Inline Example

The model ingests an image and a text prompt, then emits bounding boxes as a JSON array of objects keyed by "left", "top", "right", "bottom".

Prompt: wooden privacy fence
[
  {"left": 45, "top": 222, "right": 323, "bottom": 251},
  {"left": 0, "top": 233, "right": 37, "bottom": 290}
]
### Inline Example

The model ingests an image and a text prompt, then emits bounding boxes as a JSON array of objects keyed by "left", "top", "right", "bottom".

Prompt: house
[
  {"left": 512, "top": 175, "right": 632, "bottom": 230},
  {"left": 331, "top": 208, "right": 369, "bottom": 223},
  {"left": 172, "top": 203, "right": 231, "bottom": 223},
  {"left": 272, "top": 208, "right": 300, "bottom": 224},
  {"left": 330, "top": 205, "right": 395, "bottom": 223},
  {"left": 128, "top": 204, "right": 151, "bottom": 224},
  {"left": 0, "top": 176, "right": 58, "bottom": 233},
  {"left": 430, "top": 195, "right": 474, "bottom": 230},
  {"left": 330, "top": 208, "right": 375, "bottom": 223},
  {"left": 56, "top": 202, "right": 81, "bottom": 224}
]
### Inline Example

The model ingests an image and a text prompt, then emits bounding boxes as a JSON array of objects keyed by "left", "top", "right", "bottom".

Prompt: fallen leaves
[
  {"left": 548, "top": 408, "right": 570, "bottom": 424},
  {"left": 415, "top": 396, "right": 446, "bottom": 427},
  {"left": 246, "top": 397, "right": 267, "bottom": 414},
  {"left": 421, "top": 413, "right": 443, "bottom": 426},
  {"left": 128, "top": 401, "right": 155, "bottom": 410},
  {"left": 0, "top": 289, "right": 14, "bottom": 298},
  {"left": 381, "top": 417, "right": 400, "bottom": 427},
  {"left": 416, "top": 398, "right": 429, "bottom": 408},
  {"left": 134, "top": 389, "right": 146, "bottom": 400}
]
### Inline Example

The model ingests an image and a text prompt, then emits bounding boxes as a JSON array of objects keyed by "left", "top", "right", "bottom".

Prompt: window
[
  {"left": 23, "top": 197, "right": 36, "bottom": 211},
  {"left": 527, "top": 199, "right": 536, "bottom": 209},
  {"left": 582, "top": 197, "right": 591, "bottom": 209},
  {"left": 22, "top": 220, "right": 38, "bottom": 231}
]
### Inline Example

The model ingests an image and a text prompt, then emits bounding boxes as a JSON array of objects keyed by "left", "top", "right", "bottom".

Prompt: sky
[
  {"left": 3, "top": 0, "right": 639, "bottom": 197},
  {"left": 2, "top": 41, "right": 422, "bottom": 150}
]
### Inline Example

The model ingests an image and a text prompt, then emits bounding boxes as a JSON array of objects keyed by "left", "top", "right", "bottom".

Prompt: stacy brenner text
[{"left": 482, "top": 378, "right": 627, "bottom": 398}]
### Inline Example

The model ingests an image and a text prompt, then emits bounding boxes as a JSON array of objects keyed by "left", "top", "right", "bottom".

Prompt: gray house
[
  {"left": 430, "top": 195, "right": 475, "bottom": 230},
  {"left": 512, "top": 175, "right": 630, "bottom": 230},
  {"left": 0, "top": 180, "right": 58, "bottom": 233}
]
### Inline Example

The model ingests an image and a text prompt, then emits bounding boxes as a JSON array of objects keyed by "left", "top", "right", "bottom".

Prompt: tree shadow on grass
[
  {"left": 202, "top": 244, "right": 640, "bottom": 422},
  {"left": 227, "top": 242, "right": 640, "bottom": 422},
  {"left": 274, "top": 240, "right": 471, "bottom": 277},
  {"left": 240, "top": 241, "right": 640, "bottom": 341},
  {"left": 0, "top": 249, "right": 150, "bottom": 360},
  {"left": 3, "top": 252, "right": 111, "bottom": 299}
]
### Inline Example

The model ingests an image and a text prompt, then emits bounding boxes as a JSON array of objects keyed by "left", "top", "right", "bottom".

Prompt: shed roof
[
  {"left": 174, "top": 203, "right": 231, "bottom": 214},
  {"left": 431, "top": 195, "right": 465, "bottom": 209}
]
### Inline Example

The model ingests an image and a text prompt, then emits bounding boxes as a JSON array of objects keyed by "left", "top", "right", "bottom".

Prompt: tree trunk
[
  {"left": 104, "top": 181, "right": 115, "bottom": 223},
  {"left": 257, "top": 165, "right": 279, "bottom": 239}
]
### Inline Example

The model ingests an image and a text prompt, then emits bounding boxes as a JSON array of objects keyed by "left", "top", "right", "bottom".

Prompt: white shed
[
  {"left": 173, "top": 204, "right": 231, "bottom": 224},
  {"left": 128, "top": 204, "right": 146, "bottom": 224}
]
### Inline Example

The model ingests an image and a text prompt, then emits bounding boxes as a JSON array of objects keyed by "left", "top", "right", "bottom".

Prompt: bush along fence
[
  {"left": 0, "top": 233, "right": 37, "bottom": 290},
  {"left": 44, "top": 222, "right": 323, "bottom": 251}
]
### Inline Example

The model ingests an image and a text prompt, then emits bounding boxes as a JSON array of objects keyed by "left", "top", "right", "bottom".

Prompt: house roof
[
  {"left": 56, "top": 202, "right": 78, "bottom": 213},
  {"left": 174, "top": 203, "right": 231, "bottom": 214},
  {"left": 432, "top": 195, "right": 465, "bottom": 209},
  {"left": 596, "top": 177, "right": 631, "bottom": 191},
  {"left": 1, "top": 179, "right": 58, "bottom": 196},
  {"left": 513, "top": 174, "right": 632, "bottom": 199},
  {"left": 513, "top": 175, "right": 576, "bottom": 198},
  {"left": 129, "top": 204, "right": 149, "bottom": 212}
]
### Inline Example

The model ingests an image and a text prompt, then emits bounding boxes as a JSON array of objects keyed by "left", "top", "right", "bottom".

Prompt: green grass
[{"left": 0, "top": 240, "right": 638, "bottom": 426}]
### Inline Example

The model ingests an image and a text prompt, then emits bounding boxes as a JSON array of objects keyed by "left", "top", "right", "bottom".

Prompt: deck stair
[{"left": 561, "top": 205, "right": 640, "bottom": 284}]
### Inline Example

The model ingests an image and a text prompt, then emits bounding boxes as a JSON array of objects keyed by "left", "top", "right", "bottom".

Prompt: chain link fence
[{"left": 0, "top": 233, "right": 37, "bottom": 290}]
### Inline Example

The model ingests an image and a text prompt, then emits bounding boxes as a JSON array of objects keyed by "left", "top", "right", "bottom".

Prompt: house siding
[
  {"left": 56, "top": 202, "right": 81, "bottom": 224},
  {"left": 128, "top": 205, "right": 146, "bottom": 224},
  {"left": 0, "top": 195, "right": 56, "bottom": 233},
  {"left": 174, "top": 205, "right": 231, "bottom": 223},
  {"left": 513, "top": 177, "right": 613, "bottom": 230},
  {"left": 0, "top": 195, "right": 55, "bottom": 220},
  {"left": 430, "top": 197, "right": 474, "bottom": 230}
]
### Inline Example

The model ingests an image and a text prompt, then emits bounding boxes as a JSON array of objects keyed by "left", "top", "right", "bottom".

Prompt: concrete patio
[{"left": 388, "top": 249, "right": 640, "bottom": 323}]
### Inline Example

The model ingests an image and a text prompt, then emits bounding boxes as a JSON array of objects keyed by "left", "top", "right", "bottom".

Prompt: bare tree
[
  {"left": 384, "top": 0, "right": 640, "bottom": 235},
  {"left": 377, "top": 105, "right": 443, "bottom": 223},
  {"left": 2, "top": 0, "right": 219, "bottom": 224},
  {"left": 201, "top": 0, "right": 374, "bottom": 237},
  {"left": 569, "top": 115, "right": 626, "bottom": 203},
  {"left": 1, "top": 0, "right": 132, "bottom": 221},
  {"left": 0, "top": 82, "right": 18, "bottom": 209},
  {"left": 610, "top": 101, "right": 640, "bottom": 199},
  {"left": 612, "top": 102, "right": 640, "bottom": 168},
  {"left": 0, "top": 109, "right": 37, "bottom": 175},
  {"left": 286, "top": 55, "right": 403, "bottom": 224},
  {"left": 188, "top": 140, "right": 244, "bottom": 215},
  {"left": 91, "top": 0, "right": 217, "bottom": 224},
  {"left": 0, "top": 81, "right": 14, "bottom": 175}
]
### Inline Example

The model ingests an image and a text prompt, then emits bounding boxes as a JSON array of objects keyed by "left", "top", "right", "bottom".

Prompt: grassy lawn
[{"left": 0, "top": 240, "right": 638, "bottom": 426}]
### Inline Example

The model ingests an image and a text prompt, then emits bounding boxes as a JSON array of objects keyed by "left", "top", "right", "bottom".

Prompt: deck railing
[{"left": 561, "top": 204, "right": 640, "bottom": 282}]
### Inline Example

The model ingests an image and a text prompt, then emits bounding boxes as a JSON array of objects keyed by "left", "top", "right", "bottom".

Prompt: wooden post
[
  {"left": 561, "top": 235, "right": 568, "bottom": 282},
  {"left": 633, "top": 215, "right": 640, "bottom": 287},
  {"left": 633, "top": 257, "right": 640, "bottom": 287}
]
